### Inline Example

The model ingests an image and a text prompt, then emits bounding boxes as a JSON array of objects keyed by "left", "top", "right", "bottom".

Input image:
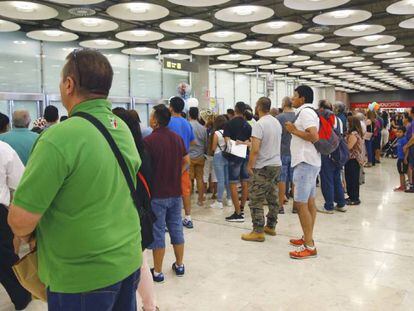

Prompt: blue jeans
[
  {"left": 47, "top": 269, "right": 140, "bottom": 311},
  {"left": 149, "top": 197, "right": 184, "bottom": 249},
  {"left": 280, "top": 155, "right": 293, "bottom": 183},
  {"left": 228, "top": 157, "right": 249, "bottom": 183},
  {"left": 365, "top": 139, "right": 373, "bottom": 164},
  {"left": 213, "top": 152, "right": 230, "bottom": 202},
  {"left": 320, "top": 155, "right": 346, "bottom": 210},
  {"left": 293, "top": 162, "right": 320, "bottom": 203}
]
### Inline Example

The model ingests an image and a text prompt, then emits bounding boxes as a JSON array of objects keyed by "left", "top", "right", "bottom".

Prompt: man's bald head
[{"left": 13, "top": 110, "right": 31, "bottom": 128}]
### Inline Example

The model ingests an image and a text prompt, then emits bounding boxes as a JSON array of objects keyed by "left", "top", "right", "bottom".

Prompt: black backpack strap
[{"left": 72, "top": 111, "right": 142, "bottom": 214}]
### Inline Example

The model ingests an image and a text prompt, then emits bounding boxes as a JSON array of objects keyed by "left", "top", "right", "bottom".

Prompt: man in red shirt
[{"left": 144, "top": 104, "right": 190, "bottom": 283}]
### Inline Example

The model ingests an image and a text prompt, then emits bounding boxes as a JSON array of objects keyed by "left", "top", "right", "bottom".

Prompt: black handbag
[{"left": 73, "top": 112, "right": 156, "bottom": 250}]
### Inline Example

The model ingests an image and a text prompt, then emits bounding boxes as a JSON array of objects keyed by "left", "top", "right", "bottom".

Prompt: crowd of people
[{"left": 1, "top": 49, "right": 414, "bottom": 311}]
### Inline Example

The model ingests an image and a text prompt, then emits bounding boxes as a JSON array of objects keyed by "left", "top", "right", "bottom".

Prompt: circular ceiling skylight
[
  {"left": 80, "top": 39, "right": 124, "bottom": 49},
  {"left": 389, "top": 62, "right": 414, "bottom": 68},
  {"left": 350, "top": 35, "right": 396, "bottom": 46},
  {"left": 313, "top": 10, "right": 371, "bottom": 26},
  {"left": 160, "top": 19, "right": 213, "bottom": 33},
  {"left": 122, "top": 47, "right": 159, "bottom": 55},
  {"left": 284, "top": 0, "right": 350, "bottom": 11},
  {"left": 47, "top": 0, "right": 104, "bottom": 4},
  {"left": 277, "top": 55, "right": 310, "bottom": 62},
  {"left": 308, "top": 64, "right": 336, "bottom": 70},
  {"left": 0, "top": 19, "right": 20, "bottom": 32},
  {"left": 293, "top": 60, "right": 324, "bottom": 67},
  {"left": 334, "top": 24, "right": 385, "bottom": 37},
  {"left": 363, "top": 45, "right": 405, "bottom": 53},
  {"left": 191, "top": 47, "right": 228, "bottom": 56},
  {"left": 115, "top": 30, "right": 164, "bottom": 42},
  {"left": 200, "top": 31, "right": 246, "bottom": 43},
  {"left": 231, "top": 40, "right": 272, "bottom": 50},
  {"left": 62, "top": 18, "right": 119, "bottom": 33},
  {"left": 210, "top": 63, "right": 238, "bottom": 70},
  {"left": 331, "top": 56, "right": 364, "bottom": 63},
  {"left": 386, "top": 0, "right": 414, "bottom": 15},
  {"left": 240, "top": 59, "right": 272, "bottom": 66},
  {"left": 157, "top": 39, "right": 200, "bottom": 49},
  {"left": 160, "top": 53, "right": 190, "bottom": 60},
  {"left": 320, "top": 68, "right": 346, "bottom": 73},
  {"left": 0, "top": 1, "right": 58, "bottom": 20},
  {"left": 218, "top": 54, "right": 252, "bottom": 61},
  {"left": 353, "top": 65, "right": 381, "bottom": 71},
  {"left": 256, "top": 47, "right": 293, "bottom": 57},
  {"left": 107, "top": 2, "right": 169, "bottom": 21},
  {"left": 399, "top": 17, "right": 414, "bottom": 29},
  {"left": 27, "top": 29, "right": 78, "bottom": 42},
  {"left": 229, "top": 67, "right": 255, "bottom": 73},
  {"left": 317, "top": 50, "right": 353, "bottom": 58},
  {"left": 167, "top": 0, "right": 231, "bottom": 7},
  {"left": 383, "top": 57, "right": 414, "bottom": 64},
  {"left": 275, "top": 67, "right": 302, "bottom": 73},
  {"left": 259, "top": 64, "right": 288, "bottom": 70},
  {"left": 299, "top": 42, "right": 340, "bottom": 52},
  {"left": 343, "top": 61, "right": 373, "bottom": 67},
  {"left": 215, "top": 5, "right": 274, "bottom": 23},
  {"left": 251, "top": 21, "right": 302, "bottom": 35},
  {"left": 374, "top": 52, "right": 411, "bottom": 59},
  {"left": 279, "top": 33, "right": 324, "bottom": 44}
]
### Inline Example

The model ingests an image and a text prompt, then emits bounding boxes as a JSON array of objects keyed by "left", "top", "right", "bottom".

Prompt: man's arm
[
  {"left": 247, "top": 137, "right": 261, "bottom": 175},
  {"left": 182, "top": 154, "right": 190, "bottom": 173},
  {"left": 285, "top": 122, "right": 319, "bottom": 143},
  {"left": 404, "top": 136, "right": 414, "bottom": 152},
  {"left": 8, "top": 205, "right": 41, "bottom": 238}
]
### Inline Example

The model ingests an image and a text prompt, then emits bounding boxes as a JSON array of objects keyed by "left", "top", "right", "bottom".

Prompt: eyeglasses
[{"left": 72, "top": 48, "right": 83, "bottom": 89}]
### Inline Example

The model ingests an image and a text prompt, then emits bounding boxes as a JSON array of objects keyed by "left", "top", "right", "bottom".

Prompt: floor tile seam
[{"left": 192, "top": 218, "right": 414, "bottom": 259}]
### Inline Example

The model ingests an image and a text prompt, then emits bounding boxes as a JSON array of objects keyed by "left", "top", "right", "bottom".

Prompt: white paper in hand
[{"left": 228, "top": 139, "right": 247, "bottom": 159}]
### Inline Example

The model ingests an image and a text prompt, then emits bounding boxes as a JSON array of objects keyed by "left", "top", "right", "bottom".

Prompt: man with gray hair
[
  {"left": 334, "top": 101, "right": 348, "bottom": 134},
  {"left": 0, "top": 110, "right": 38, "bottom": 165},
  {"left": 276, "top": 96, "right": 296, "bottom": 214}
]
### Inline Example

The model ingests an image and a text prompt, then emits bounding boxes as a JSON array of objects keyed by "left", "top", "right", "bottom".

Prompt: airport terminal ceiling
[{"left": 0, "top": 0, "right": 414, "bottom": 93}]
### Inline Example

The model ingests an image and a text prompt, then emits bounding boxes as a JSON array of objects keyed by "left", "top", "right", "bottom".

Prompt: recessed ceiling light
[
  {"left": 377, "top": 44, "right": 390, "bottom": 49},
  {"left": 292, "top": 33, "right": 311, "bottom": 39},
  {"left": 128, "top": 3, "right": 149, "bottom": 14},
  {"left": 329, "top": 50, "right": 341, "bottom": 54},
  {"left": 313, "top": 43, "right": 327, "bottom": 47},
  {"left": 268, "top": 21, "right": 287, "bottom": 28},
  {"left": 386, "top": 52, "right": 398, "bottom": 56},
  {"left": 331, "top": 10, "right": 352, "bottom": 19},
  {"left": 216, "top": 31, "right": 232, "bottom": 37},
  {"left": 13, "top": 2, "right": 36, "bottom": 13},
  {"left": 229, "top": 54, "right": 242, "bottom": 58},
  {"left": 13, "top": 60, "right": 23, "bottom": 63},
  {"left": 13, "top": 40, "right": 26, "bottom": 45},
  {"left": 349, "top": 24, "right": 370, "bottom": 31},
  {"left": 245, "top": 40, "right": 259, "bottom": 46},
  {"left": 365, "top": 35, "right": 383, "bottom": 42},
  {"left": 204, "top": 47, "right": 216, "bottom": 52},
  {"left": 135, "top": 47, "right": 149, "bottom": 51},
  {"left": 95, "top": 39, "right": 110, "bottom": 45},
  {"left": 176, "top": 19, "right": 198, "bottom": 27},
  {"left": 233, "top": 5, "right": 255, "bottom": 16},
  {"left": 131, "top": 30, "right": 149, "bottom": 37},
  {"left": 44, "top": 30, "right": 63, "bottom": 37},
  {"left": 267, "top": 48, "right": 282, "bottom": 53},
  {"left": 172, "top": 39, "right": 186, "bottom": 45},
  {"left": 82, "top": 18, "right": 100, "bottom": 27}
]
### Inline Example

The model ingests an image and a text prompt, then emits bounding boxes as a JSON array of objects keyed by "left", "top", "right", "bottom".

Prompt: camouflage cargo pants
[{"left": 249, "top": 166, "right": 281, "bottom": 233}]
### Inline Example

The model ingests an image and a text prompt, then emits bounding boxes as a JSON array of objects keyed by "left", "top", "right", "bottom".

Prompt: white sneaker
[{"left": 210, "top": 201, "right": 223, "bottom": 209}]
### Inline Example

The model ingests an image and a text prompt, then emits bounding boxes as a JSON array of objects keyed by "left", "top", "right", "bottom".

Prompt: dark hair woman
[
  {"left": 209, "top": 115, "right": 231, "bottom": 209},
  {"left": 345, "top": 116, "right": 365, "bottom": 206}
]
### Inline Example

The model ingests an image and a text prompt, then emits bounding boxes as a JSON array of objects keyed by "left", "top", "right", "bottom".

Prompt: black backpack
[{"left": 73, "top": 112, "right": 156, "bottom": 250}]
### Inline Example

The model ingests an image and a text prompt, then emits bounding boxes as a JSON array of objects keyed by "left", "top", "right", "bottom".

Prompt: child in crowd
[{"left": 394, "top": 126, "right": 409, "bottom": 191}]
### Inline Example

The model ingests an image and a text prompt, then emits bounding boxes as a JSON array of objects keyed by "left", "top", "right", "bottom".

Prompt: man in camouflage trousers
[{"left": 243, "top": 97, "right": 282, "bottom": 242}]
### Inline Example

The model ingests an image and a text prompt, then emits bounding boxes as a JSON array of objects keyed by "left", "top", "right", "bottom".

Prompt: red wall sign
[{"left": 351, "top": 101, "right": 414, "bottom": 109}]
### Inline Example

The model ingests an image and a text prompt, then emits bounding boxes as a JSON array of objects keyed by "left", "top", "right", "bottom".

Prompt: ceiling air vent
[{"left": 68, "top": 7, "right": 96, "bottom": 17}]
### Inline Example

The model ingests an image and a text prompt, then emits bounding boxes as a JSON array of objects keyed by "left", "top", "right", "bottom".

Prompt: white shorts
[{"left": 203, "top": 156, "right": 217, "bottom": 183}]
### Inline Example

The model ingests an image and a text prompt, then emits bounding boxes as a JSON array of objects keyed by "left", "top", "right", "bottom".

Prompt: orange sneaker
[
  {"left": 289, "top": 237, "right": 305, "bottom": 246},
  {"left": 289, "top": 245, "right": 317, "bottom": 259}
]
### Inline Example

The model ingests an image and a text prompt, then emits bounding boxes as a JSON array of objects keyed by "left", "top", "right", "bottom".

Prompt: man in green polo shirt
[
  {"left": 0, "top": 110, "right": 39, "bottom": 165},
  {"left": 8, "top": 49, "right": 142, "bottom": 310}
]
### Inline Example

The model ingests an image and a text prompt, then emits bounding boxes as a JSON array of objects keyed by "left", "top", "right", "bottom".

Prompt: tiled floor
[{"left": 1, "top": 158, "right": 413, "bottom": 311}]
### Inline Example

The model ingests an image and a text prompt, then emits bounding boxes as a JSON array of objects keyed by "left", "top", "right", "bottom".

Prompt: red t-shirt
[{"left": 144, "top": 127, "right": 187, "bottom": 199}]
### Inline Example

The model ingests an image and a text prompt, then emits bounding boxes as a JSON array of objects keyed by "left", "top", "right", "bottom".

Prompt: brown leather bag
[{"left": 12, "top": 249, "right": 47, "bottom": 302}]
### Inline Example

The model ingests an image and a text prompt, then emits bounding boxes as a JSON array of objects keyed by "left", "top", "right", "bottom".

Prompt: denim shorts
[
  {"left": 228, "top": 157, "right": 249, "bottom": 184},
  {"left": 149, "top": 197, "right": 184, "bottom": 249},
  {"left": 280, "top": 155, "right": 293, "bottom": 183},
  {"left": 293, "top": 162, "right": 320, "bottom": 203}
]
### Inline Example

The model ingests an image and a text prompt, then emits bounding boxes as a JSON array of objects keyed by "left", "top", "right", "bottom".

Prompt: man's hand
[
  {"left": 285, "top": 121, "right": 296, "bottom": 134},
  {"left": 247, "top": 166, "right": 254, "bottom": 177},
  {"left": 403, "top": 145, "right": 408, "bottom": 153}
]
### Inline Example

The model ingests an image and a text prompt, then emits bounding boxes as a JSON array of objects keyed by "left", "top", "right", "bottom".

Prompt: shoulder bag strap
[{"left": 72, "top": 112, "right": 142, "bottom": 214}]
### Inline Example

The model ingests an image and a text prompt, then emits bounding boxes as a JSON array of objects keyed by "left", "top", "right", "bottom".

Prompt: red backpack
[{"left": 296, "top": 107, "right": 340, "bottom": 155}]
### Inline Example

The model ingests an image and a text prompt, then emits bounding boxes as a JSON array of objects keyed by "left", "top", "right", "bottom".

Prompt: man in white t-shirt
[
  {"left": 243, "top": 97, "right": 282, "bottom": 242},
  {"left": 0, "top": 141, "right": 31, "bottom": 309},
  {"left": 285, "top": 85, "right": 321, "bottom": 260}
]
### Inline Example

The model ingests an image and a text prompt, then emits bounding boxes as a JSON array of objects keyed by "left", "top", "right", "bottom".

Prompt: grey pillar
[{"left": 190, "top": 55, "right": 210, "bottom": 110}]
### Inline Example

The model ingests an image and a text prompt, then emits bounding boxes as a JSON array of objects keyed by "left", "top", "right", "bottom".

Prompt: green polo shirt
[
  {"left": 13, "top": 98, "right": 142, "bottom": 293},
  {"left": 0, "top": 128, "right": 39, "bottom": 165}
]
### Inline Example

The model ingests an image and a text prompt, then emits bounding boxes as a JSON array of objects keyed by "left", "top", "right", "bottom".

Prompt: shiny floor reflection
[{"left": 1, "top": 159, "right": 413, "bottom": 311}]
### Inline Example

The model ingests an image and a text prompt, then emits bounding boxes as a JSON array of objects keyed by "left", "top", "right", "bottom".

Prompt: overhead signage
[
  {"left": 163, "top": 58, "right": 199, "bottom": 73},
  {"left": 351, "top": 101, "right": 414, "bottom": 109}
]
